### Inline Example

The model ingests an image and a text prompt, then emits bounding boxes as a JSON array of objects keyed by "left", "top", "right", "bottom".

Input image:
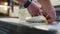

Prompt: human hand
[{"left": 27, "top": 2, "right": 42, "bottom": 17}]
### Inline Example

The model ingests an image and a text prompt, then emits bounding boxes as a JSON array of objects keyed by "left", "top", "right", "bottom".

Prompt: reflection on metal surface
[
  {"left": 34, "top": 26, "right": 49, "bottom": 31},
  {"left": 0, "top": 5, "right": 10, "bottom": 13},
  {"left": 4, "top": 2, "right": 8, "bottom": 5}
]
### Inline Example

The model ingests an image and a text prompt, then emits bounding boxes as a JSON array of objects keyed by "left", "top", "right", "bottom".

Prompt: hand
[
  {"left": 46, "top": 8, "right": 56, "bottom": 24},
  {"left": 27, "top": 2, "right": 42, "bottom": 17}
]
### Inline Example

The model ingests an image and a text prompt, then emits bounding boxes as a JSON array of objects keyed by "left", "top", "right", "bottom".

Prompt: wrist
[{"left": 24, "top": 0, "right": 32, "bottom": 8}]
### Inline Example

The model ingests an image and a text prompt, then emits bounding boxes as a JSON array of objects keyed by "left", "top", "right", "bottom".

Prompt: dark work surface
[{"left": 0, "top": 21, "right": 57, "bottom": 34}]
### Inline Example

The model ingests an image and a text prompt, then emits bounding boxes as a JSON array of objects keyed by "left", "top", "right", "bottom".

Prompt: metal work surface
[{"left": 0, "top": 18, "right": 60, "bottom": 34}]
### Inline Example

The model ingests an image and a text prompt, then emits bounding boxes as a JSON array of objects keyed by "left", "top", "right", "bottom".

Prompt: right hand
[{"left": 27, "top": 2, "right": 42, "bottom": 17}]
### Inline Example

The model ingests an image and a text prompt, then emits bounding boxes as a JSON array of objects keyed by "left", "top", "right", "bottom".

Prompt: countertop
[{"left": 0, "top": 18, "right": 60, "bottom": 34}]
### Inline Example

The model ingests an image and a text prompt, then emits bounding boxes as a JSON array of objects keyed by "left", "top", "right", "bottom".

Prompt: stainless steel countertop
[{"left": 0, "top": 18, "right": 60, "bottom": 34}]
